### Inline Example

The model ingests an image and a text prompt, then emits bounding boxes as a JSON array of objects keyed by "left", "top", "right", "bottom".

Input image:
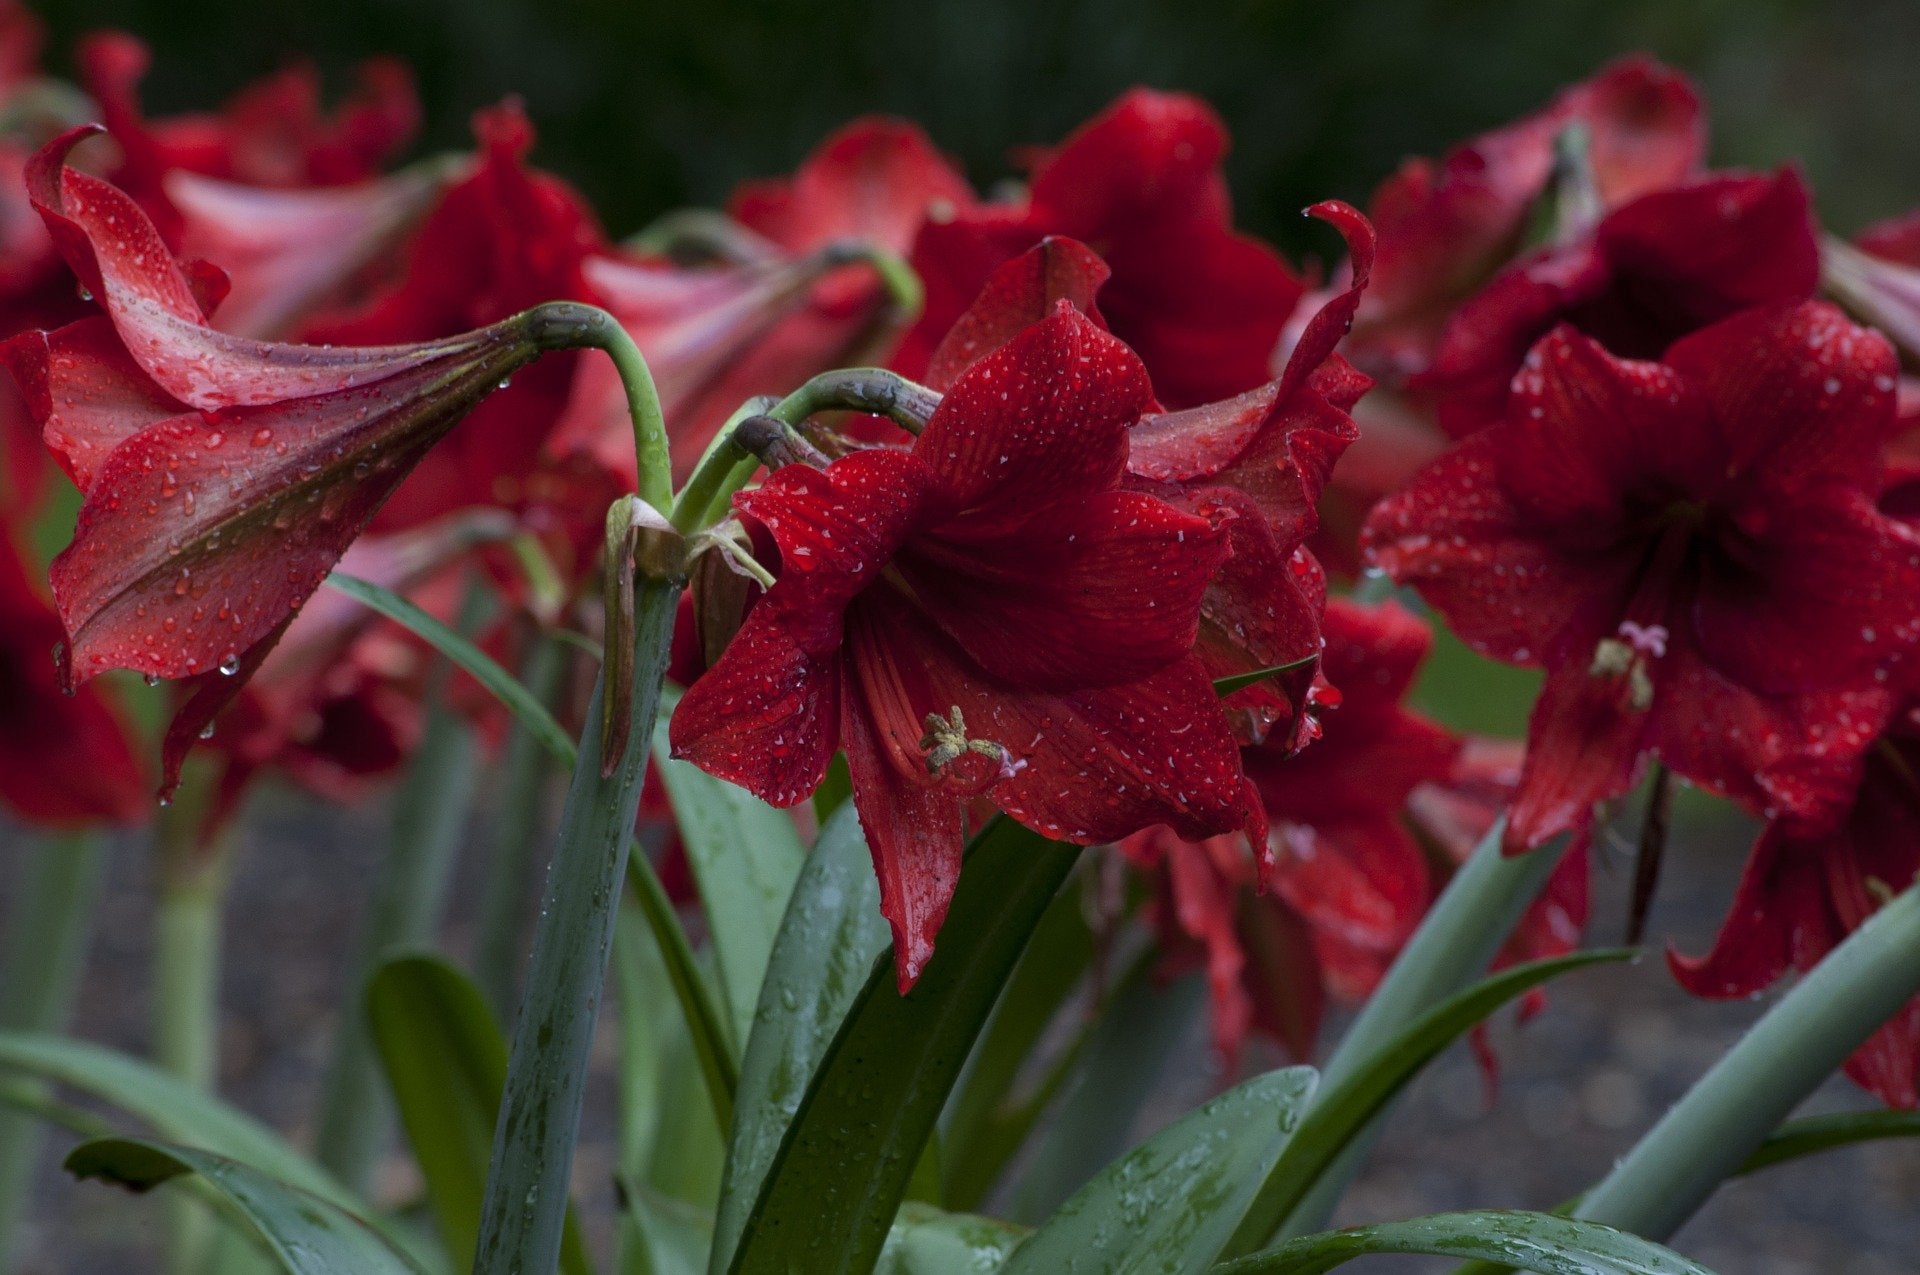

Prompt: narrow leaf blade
[
  {"left": 1219, "top": 1209, "right": 1715, "bottom": 1274},
  {"left": 65, "top": 1137, "right": 427, "bottom": 1275}
]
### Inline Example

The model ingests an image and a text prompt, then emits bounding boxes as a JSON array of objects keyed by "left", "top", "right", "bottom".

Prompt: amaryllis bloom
[
  {"left": 3, "top": 127, "right": 566, "bottom": 792},
  {"left": 900, "top": 88, "right": 1302, "bottom": 409},
  {"left": 302, "top": 102, "right": 607, "bottom": 532},
  {"left": 0, "top": 529, "right": 148, "bottom": 826},
  {"left": 1125, "top": 599, "right": 1587, "bottom": 1065},
  {"left": 1672, "top": 695, "right": 1920, "bottom": 1108},
  {"left": 550, "top": 117, "right": 973, "bottom": 483},
  {"left": 671, "top": 303, "right": 1262, "bottom": 987},
  {"left": 77, "top": 32, "right": 419, "bottom": 233},
  {"left": 1337, "top": 55, "right": 1704, "bottom": 385},
  {"left": 1365, "top": 301, "right": 1920, "bottom": 854},
  {"left": 1414, "top": 168, "right": 1820, "bottom": 436}
]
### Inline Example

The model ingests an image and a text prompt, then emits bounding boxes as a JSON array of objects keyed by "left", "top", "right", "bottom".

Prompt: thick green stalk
[
  {"left": 471, "top": 578, "right": 683, "bottom": 1275},
  {"left": 473, "top": 635, "right": 568, "bottom": 1021},
  {"left": 1575, "top": 881, "right": 1920, "bottom": 1240},
  {"left": 0, "top": 833, "right": 108, "bottom": 1264},
  {"left": 312, "top": 592, "right": 487, "bottom": 1192},
  {"left": 1244, "top": 821, "right": 1568, "bottom": 1248},
  {"left": 150, "top": 772, "right": 234, "bottom": 1275}
]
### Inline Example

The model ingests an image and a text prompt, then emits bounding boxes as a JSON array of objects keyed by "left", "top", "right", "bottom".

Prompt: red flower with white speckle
[
  {"left": 670, "top": 303, "right": 1261, "bottom": 988},
  {"left": 1365, "top": 301, "right": 1920, "bottom": 853}
]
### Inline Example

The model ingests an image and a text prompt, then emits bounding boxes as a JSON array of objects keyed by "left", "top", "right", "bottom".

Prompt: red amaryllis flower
[
  {"left": 1339, "top": 55, "right": 1703, "bottom": 385},
  {"left": 1414, "top": 168, "right": 1820, "bottom": 436},
  {"left": 1672, "top": 694, "right": 1920, "bottom": 1108},
  {"left": 900, "top": 88, "right": 1301, "bottom": 409},
  {"left": 1365, "top": 301, "right": 1920, "bottom": 854},
  {"left": 1125, "top": 600, "right": 1587, "bottom": 1065},
  {"left": 3, "top": 128, "right": 562, "bottom": 793},
  {"left": 550, "top": 117, "right": 972, "bottom": 483},
  {"left": 302, "top": 102, "right": 606, "bottom": 532},
  {"left": 0, "top": 529, "right": 148, "bottom": 826},
  {"left": 671, "top": 303, "right": 1261, "bottom": 987},
  {"left": 77, "top": 32, "right": 418, "bottom": 230}
]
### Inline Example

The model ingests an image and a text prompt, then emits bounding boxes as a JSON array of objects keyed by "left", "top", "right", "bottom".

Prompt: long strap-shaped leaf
[
  {"left": 65, "top": 1138, "right": 427, "bottom": 1275},
  {"left": 1224, "top": 950, "right": 1631, "bottom": 1258},
  {"left": 0, "top": 1033, "right": 360, "bottom": 1213},
  {"left": 1001, "top": 1066, "right": 1316, "bottom": 1275},
  {"left": 366, "top": 954, "right": 593, "bottom": 1275},
  {"left": 711, "top": 803, "right": 888, "bottom": 1274},
  {"left": 1219, "top": 1210, "right": 1714, "bottom": 1274},
  {"left": 729, "top": 817, "right": 1081, "bottom": 1275}
]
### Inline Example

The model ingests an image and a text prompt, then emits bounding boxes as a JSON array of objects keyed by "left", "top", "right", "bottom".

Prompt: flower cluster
[{"left": 11, "top": 11, "right": 1920, "bottom": 1115}]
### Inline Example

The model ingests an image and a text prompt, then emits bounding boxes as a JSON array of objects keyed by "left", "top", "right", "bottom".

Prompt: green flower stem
[
  {"left": 150, "top": 766, "right": 234, "bottom": 1275},
  {"left": 1574, "top": 880, "right": 1920, "bottom": 1241},
  {"left": 471, "top": 578, "right": 683, "bottom": 1275},
  {"left": 473, "top": 634, "right": 568, "bottom": 1021},
  {"left": 527, "top": 302, "right": 673, "bottom": 517},
  {"left": 768, "top": 366, "right": 941, "bottom": 434},
  {"left": 0, "top": 832, "right": 108, "bottom": 1264},
  {"left": 1237, "top": 820, "right": 1569, "bottom": 1250},
  {"left": 827, "top": 241, "right": 924, "bottom": 324},
  {"left": 312, "top": 585, "right": 487, "bottom": 1193},
  {"left": 669, "top": 398, "right": 778, "bottom": 536}
]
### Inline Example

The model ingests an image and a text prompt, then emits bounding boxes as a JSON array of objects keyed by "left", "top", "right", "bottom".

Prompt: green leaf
[
  {"left": 1214, "top": 655, "right": 1316, "bottom": 698},
  {"left": 1008, "top": 964, "right": 1205, "bottom": 1223},
  {"left": 1218, "top": 1209, "right": 1715, "bottom": 1274},
  {"left": 877, "top": 1203, "right": 1027, "bottom": 1274},
  {"left": 1738, "top": 1109, "right": 1920, "bottom": 1176},
  {"left": 1227, "top": 949, "right": 1631, "bottom": 1257},
  {"left": 64, "top": 1138, "right": 428, "bottom": 1275},
  {"left": 940, "top": 870, "right": 1096, "bottom": 1210},
  {"left": 1002, "top": 1065, "right": 1316, "bottom": 1275},
  {"left": 712, "top": 802, "right": 889, "bottom": 1274},
  {"left": 653, "top": 689, "right": 808, "bottom": 1049},
  {"left": 365, "top": 955, "right": 592, "bottom": 1275},
  {"left": 617, "top": 1175, "right": 713, "bottom": 1275},
  {"left": 627, "top": 848, "right": 740, "bottom": 1135},
  {"left": 728, "top": 818, "right": 1081, "bottom": 1275},
  {"left": 325, "top": 571, "right": 575, "bottom": 766},
  {"left": 0, "top": 1032, "right": 359, "bottom": 1214}
]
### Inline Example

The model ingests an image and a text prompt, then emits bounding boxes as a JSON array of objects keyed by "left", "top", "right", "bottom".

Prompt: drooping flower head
[
  {"left": 3, "top": 126, "right": 573, "bottom": 794},
  {"left": 550, "top": 117, "right": 974, "bottom": 483},
  {"left": 900, "top": 88, "right": 1303, "bottom": 409},
  {"left": 670, "top": 302, "right": 1262, "bottom": 987},
  {"left": 1365, "top": 301, "right": 1920, "bottom": 854}
]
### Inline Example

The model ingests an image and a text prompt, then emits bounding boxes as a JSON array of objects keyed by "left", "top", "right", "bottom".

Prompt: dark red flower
[
  {"left": 0, "top": 529, "right": 148, "bottom": 826},
  {"left": 1365, "top": 301, "right": 1920, "bottom": 854},
  {"left": 3, "top": 128, "right": 559, "bottom": 793},
  {"left": 1125, "top": 600, "right": 1587, "bottom": 1066},
  {"left": 900, "top": 88, "right": 1302, "bottom": 409},
  {"left": 77, "top": 32, "right": 418, "bottom": 229},
  {"left": 670, "top": 303, "right": 1261, "bottom": 987},
  {"left": 1341, "top": 55, "right": 1704, "bottom": 385},
  {"left": 302, "top": 103, "right": 606, "bottom": 532},
  {"left": 551, "top": 117, "right": 972, "bottom": 484},
  {"left": 1672, "top": 694, "right": 1920, "bottom": 1108},
  {"left": 1414, "top": 168, "right": 1820, "bottom": 436}
]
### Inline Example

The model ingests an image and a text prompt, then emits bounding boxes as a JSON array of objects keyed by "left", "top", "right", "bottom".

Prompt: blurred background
[{"left": 9, "top": 0, "right": 1920, "bottom": 1270}]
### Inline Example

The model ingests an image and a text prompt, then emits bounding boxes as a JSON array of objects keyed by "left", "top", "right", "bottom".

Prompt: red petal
[
  {"left": 1363, "top": 431, "right": 1624, "bottom": 665},
  {"left": 667, "top": 603, "right": 843, "bottom": 809},
  {"left": 915, "top": 301, "right": 1150, "bottom": 521},
  {"left": 904, "top": 489, "right": 1223, "bottom": 692},
  {"left": 1507, "top": 658, "right": 1650, "bottom": 851},
  {"left": 1664, "top": 300, "right": 1899, "bottom": 497},
  {"left": 1668, "top": 821, "right": 1838, "bottom": 997},
  {"left": 923, "top": 236, "right": 1110, "bottom": 391},
  {"left": 842, "top": 674, "right": 965, "bottom": 992},
  {"left": 1, "top": 318, "right": 185, "bottom": 490}
]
